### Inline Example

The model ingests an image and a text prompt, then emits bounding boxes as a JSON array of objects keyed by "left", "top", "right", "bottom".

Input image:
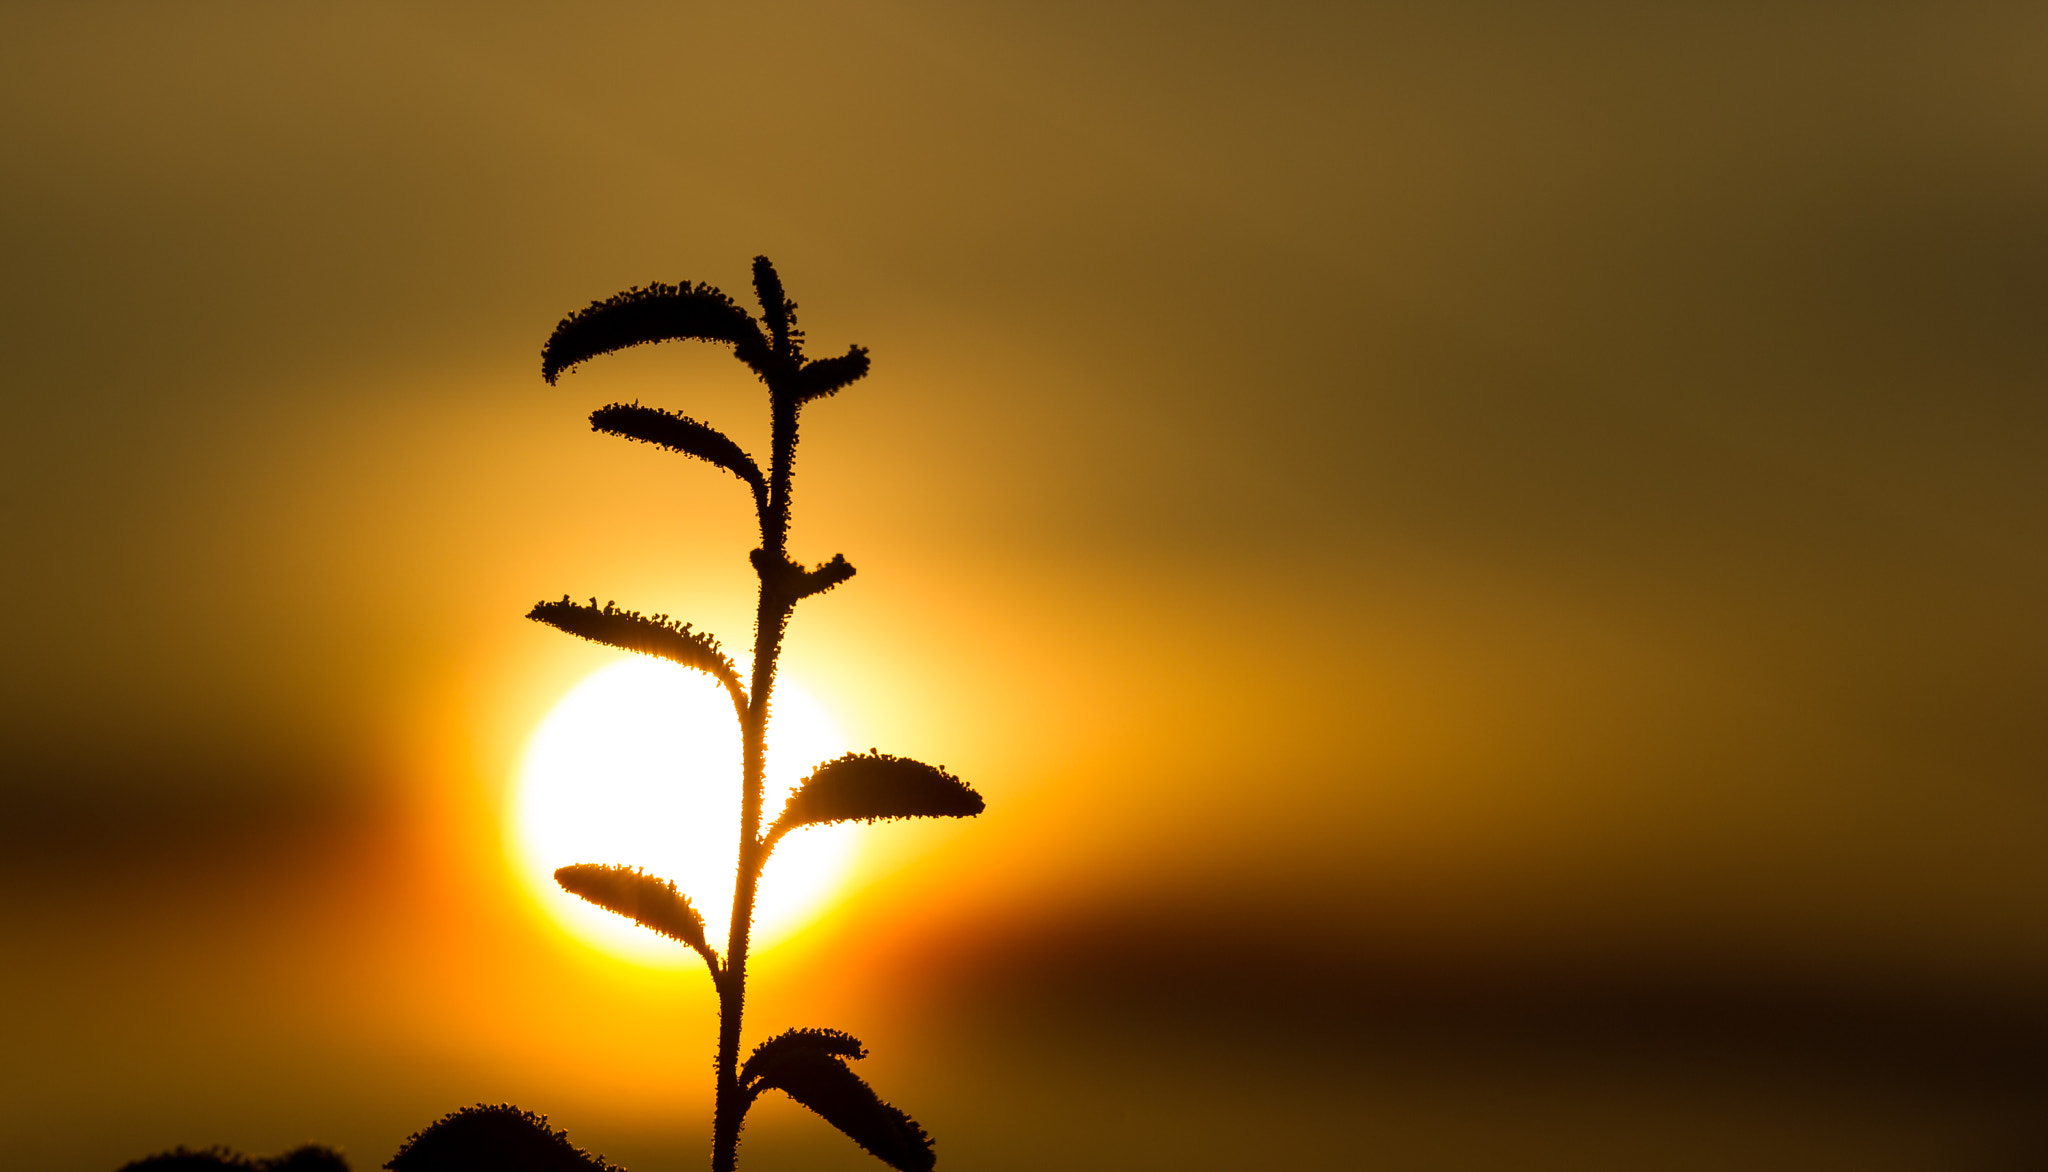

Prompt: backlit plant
[{"left": 524, "top": 258, "right": 982, "bottom": 1172}]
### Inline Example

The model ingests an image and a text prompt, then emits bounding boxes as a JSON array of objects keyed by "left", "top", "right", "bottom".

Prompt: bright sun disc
[{"left": 511, "top": 658, "right": 857, "bottom": 967}]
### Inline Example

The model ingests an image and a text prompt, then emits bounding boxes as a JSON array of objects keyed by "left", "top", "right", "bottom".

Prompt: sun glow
[{"left": 512, "top": 658, "right": 858, "bottom": 967}]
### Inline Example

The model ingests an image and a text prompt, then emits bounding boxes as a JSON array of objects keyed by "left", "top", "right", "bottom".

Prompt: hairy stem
[
  {"left": 713, "top": 380, "right": 802, "bottom": 1172},
  {"left": 762, "top": 393, "right": 798, "bottom": 559},
  {"left": 711, "top": 589, "right": 790, "bottom": 1172}
]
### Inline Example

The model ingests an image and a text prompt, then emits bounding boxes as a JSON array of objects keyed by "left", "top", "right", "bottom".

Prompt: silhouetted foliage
[
  {"left": 741, "top": 1030, "right": 934, "bottom": 1172},
  {"left": 793, "top": 345, "right": 871, "bottom": 403},
  {"left": 386, "top": 1106, "right": 615, "bottom": 1172},
  {"left": 119, "top": 1145, "right": 349, "bottom": 1172},
  {"left": 752, "top": 548, "right": 859, "bottom": 606},
  {"left": 770, "top": 752, "right": 983, "bottom": 841},
  {"left": 739, "top": 1027, "right": 870, "bottom": 1079},
  {"left": 526, "top": 597, "right": 745, "bottom": 711},
  {"left": 588, "top": 403, "right": 767, "bottom": 509},
  {"left": 521, "top": 257, "right": 982, "bottom": 1172},
  {"left": 540, "top": 283, "right": 769, "bottom": 384},
  {"left": 750, "top": 256, "right": 799, "bottom": 355},
  {"left": 555, "top": 863, "right": 715, "bottom": 966}
]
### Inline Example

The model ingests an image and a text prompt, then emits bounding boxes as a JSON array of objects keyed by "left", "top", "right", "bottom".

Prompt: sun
[{"left": 510, "top": 658, "right": 858, "bottom": 967}]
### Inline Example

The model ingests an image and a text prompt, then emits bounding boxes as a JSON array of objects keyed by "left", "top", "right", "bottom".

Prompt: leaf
[
  {"left": 794, "top": 345, "right": 871, "bottom": 403},
  {"left": 740, "top": 1027, "right": 868, "bottom": 1084},
  {"left": 526, "top": 597, "right": 743, "bottom": 698},
  {"left": 794, "top": 553, "right": 858, "bottom": 599},
  {"left": 742, "top": 1029, "right": 934, "bottom": 1172},
  {"left": 772, "top": 751, "right": 983, "bottom": 836},
  {"left": 553, "top": 864, "right": 708, "bottom": 952},
  {"left": 749, "top": 550, "right": 858, "bottom": 605},
  {"left": 752, "top": 255, "right": 802, "bottom": 356},
  {"left": 588, "top": 403, "right": 767, "bottom": 503},
  {"left": 386, "top": 1104, "right": 617, "bottom": 1172},
  {"left": 540, "top": 281, "right": 771, "bottom": 384}
]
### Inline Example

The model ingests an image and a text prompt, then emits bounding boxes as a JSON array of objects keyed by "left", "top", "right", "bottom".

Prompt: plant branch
[{"left": 533, "top": 259, "right": 960, "bottom": 1172}]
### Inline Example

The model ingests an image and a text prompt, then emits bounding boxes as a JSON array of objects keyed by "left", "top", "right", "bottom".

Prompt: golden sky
[{"left": 3, "top": 2, "right": 2045, "bottom": 1169}]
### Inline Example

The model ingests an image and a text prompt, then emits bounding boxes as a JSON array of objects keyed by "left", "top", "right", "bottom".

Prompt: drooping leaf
[
  {"left": 772, "top": 751, "right": 983, "bottom": 836},
  {"left": 386, "top": 1104, "right": 617, "bottom": 1172},
  {"left": 589, "top": 402, "right": 767, "bottom": 503},
  {"left": 742, "top": 1029, "right": 934, "bottom": 1172},
  {"left": 752, "top": 255, "right": 802, "bottom": 356},
  {"left": 740, "top": 1027, "right": 868, "bottom": 1085},
  {"left": 526, "top": 597, "right": 743, "bottom": 698},
  {"left": 540, "top": 281, "right": 770, "bottom": 383},
  {"left": 553, "top": 864, "right": 709, "bottom": 952},
  {"left": 794, "top": 345, "right": 870, "bottom": 403}
]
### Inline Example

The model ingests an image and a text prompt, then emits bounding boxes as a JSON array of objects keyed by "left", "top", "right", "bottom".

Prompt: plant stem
[
  {"left": 711, "top": 592, "right": 791, "bottom": 1171},
  {"left": 713, "top": 375, "right": 801, "bottom": 1172}
]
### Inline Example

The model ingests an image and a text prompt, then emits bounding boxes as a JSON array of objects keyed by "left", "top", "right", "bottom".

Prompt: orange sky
[{"left": 3, "top": 3, "right": 2045, "bottom": 1169}]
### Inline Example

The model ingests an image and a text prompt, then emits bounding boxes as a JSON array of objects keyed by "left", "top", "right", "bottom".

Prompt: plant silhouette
[
  {"left": 118, "top": 1145, "right": 350, "bottom": 1172},
  {"left": 525, "top": 258, "right": 983, "bottom": 1172},
  {"left": 386, "top": 1106, "right": 613, "bottom": 1172}
]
